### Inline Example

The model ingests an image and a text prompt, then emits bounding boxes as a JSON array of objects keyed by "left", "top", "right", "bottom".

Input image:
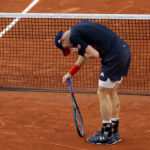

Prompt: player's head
[{"left": 55, "top": 31, "right": 70, "bottom": 56}]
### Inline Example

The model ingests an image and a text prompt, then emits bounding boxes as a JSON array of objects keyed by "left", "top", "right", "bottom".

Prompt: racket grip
[{"left": 68, "top": 78, "right": 74, "bottom": 93}]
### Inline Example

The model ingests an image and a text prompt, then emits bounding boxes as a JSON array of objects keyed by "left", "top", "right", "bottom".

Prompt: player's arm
[
  {"left": 70, "top": 45, "right": 99, "bottom": 76},
  {"left": 63, "top": 45, "right": 99, "bottom": 82},
  {"left": 85, "top": 45, "right": 99, "bottom": 58},
  {"left": 62, "top": 55, "right": 87, "bottom": 83},
  {"left": 75, "top": 55, "right": 87, "bottom": 67}
]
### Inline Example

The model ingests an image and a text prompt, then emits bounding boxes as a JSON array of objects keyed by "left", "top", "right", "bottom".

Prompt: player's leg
[
  {"left": 110, "top": 83, "right": 120, "bottom": 118},
  {"left": 109, "top": 83, "right": 121, "bottom": 142},
  {"left": 87, "top": 80, "right": 117, "bottom": 145},
  {"left": 98, "top": 86, "right": 112, "bottom": 122},
  {"left": 97, "top": 86, "right": 114, "bottom": 142}
]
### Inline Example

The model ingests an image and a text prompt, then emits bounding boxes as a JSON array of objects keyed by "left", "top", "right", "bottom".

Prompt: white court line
[{"left": 0, "top": 0, "right": 39, "bottom": 38}]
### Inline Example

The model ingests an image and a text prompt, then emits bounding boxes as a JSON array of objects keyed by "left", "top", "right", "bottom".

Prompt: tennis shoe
[
  {"left": 94, "top": 128, "right": 104, "bottom": 137},
  {"left": 94, "top": 129, "right": 121, "bottom": 143},
  {"left": 87, "top": 134, "right": 116, "bottom": 145},
  {"left": 113, "top": 131, "right": 122, "bottom": 142}
]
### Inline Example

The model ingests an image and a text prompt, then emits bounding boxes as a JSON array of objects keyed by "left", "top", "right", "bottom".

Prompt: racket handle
[{"left": 68, "top": 78, "right": 74, "bottom": 93}]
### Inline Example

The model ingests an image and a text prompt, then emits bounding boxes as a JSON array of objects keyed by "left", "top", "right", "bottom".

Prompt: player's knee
[
  {"left": 109, "top": 88, "right": 118, "bottom": 99},
  {"left": 109, "top": 88, "right": 116, "bottom": 96},
  {"left": 97, "top": 87, "right": 110, "bottom": 99}
]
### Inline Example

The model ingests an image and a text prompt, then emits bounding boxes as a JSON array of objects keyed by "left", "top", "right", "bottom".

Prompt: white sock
[
  {"left": 102, "top": 120, "right": 112, "bottom": 124},
  {"left": 111, "top": 118, "right": 119, "bottom": 121}
]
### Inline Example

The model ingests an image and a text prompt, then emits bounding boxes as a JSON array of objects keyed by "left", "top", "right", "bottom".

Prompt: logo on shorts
[{"left": 101, "top": 72, "right": 104, "bottom": 77}]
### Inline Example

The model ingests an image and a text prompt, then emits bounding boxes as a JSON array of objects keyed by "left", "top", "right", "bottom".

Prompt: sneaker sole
[
  {"left": 87, "top": 139, "right": 117, "bottom": 145},
  {"left": 116, "top": 139, "right": 122, "bottom": 143}
]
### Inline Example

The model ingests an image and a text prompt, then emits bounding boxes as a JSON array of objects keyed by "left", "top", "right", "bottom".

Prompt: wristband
[{"left": 69, "top": 64, "right": 80, "bottom": 76}]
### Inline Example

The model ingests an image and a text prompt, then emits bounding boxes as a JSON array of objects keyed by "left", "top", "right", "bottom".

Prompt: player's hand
[{"left": 62, "top": 73, "right": 71, "bottom": 84}]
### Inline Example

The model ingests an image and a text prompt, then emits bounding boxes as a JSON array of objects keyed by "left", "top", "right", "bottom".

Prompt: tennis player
[{"left": 55, "top": 20, "right": 131, "bottom": 145}]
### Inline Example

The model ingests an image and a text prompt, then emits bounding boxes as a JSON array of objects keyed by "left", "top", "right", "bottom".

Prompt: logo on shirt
[
  {"left": 123, "top": 44, "right": 126, "bottom": 48},
  {"left": 77, "top": 44, "right": 81, "bottom": 50},
  {"left": 101, "top": 72, "right": 104, "bottom": 77}
]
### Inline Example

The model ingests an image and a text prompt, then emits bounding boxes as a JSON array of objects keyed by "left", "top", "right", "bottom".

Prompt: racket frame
[{"left": 68, "top": 78, "right": 84, "bottom": 137}]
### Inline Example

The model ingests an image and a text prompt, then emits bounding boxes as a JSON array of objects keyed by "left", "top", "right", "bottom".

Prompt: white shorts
[{"left": 99, "top": 78, "right": 123, "bottom": 88}]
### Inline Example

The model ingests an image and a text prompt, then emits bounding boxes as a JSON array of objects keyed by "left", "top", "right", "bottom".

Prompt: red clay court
[{"left": 0, "top": 0, "right": 150, "bottom": 150}]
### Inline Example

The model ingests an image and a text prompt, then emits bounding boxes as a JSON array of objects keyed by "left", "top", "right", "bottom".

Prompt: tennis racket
[{"left": 68, "top": 78, "right": 84, "bottom": 137}]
